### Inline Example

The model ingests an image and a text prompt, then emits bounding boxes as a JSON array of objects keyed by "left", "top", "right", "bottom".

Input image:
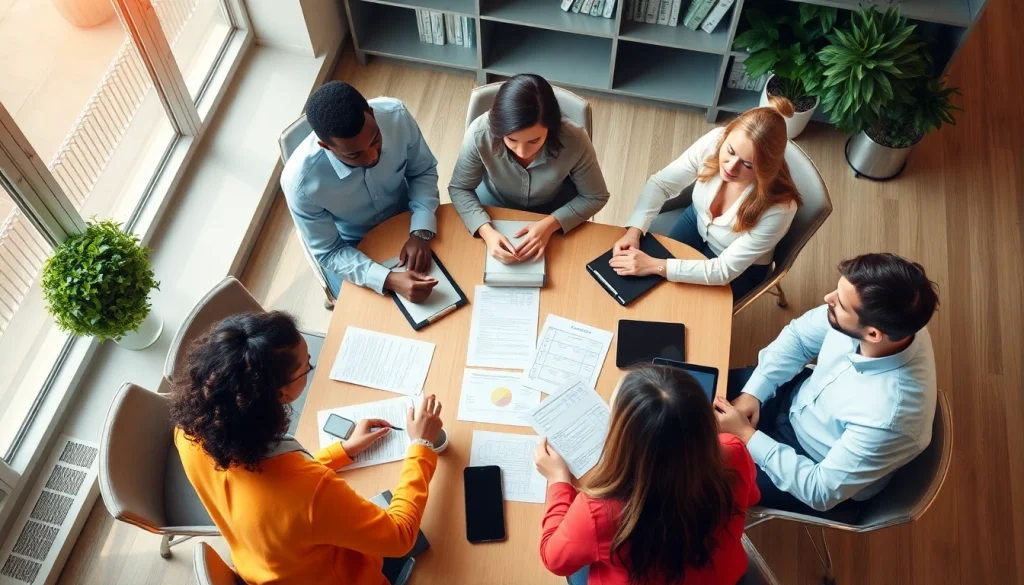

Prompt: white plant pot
[
  {"left": 760, "top": 74, "right": 818, "bottom": 139},
  {"left": 116, "top": 310, "right": 164, "bottom": 351}
]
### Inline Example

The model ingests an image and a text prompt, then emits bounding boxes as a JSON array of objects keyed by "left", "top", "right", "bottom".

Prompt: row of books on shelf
[
  {"left": 414, "top": 10, "right": 476, "bottom": 47},
  {"left": 622, "top": 0, "right": 734, "bottom": 32},
  {"left": 559, "top": 0, "right": 618, "bottom": 19},
  {"left": 725, "top": 54, "right": 768, "bottom": 91}
]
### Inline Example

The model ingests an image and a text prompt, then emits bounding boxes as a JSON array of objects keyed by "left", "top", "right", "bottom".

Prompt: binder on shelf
[
  {"left": 430, "top": 11, "right": 445, "bottom": 45},
  {"left": 668, "top": 0, "right": 683, "bottom": 26},
  {"left": 581, "top": 0, "right": 596, "bottom": 15},
  {"left": 462, "top": 16, "right": 476, "bottom": 48},
  {"left": 590, "top": 0, "right": 603, "bottom": 17},
  {"left": 420, "top": 10, "right": 434, "bottom": 44},
  {"left": 645, "top": 0, "right": 660, "bottom": 23},
  {"left": 602, "top": 0, "right": 616, "bottom": 18},
  {"left": 623, "top": 0, "right": 633, "bottom": 20},
  {"left": 561, "top": 0, "right": 575, "bottom": 12},
  {"left": 683, "top": 0, "right": 714, "bottom": 30},
  {"left": 453, "top": 14, "right": 464, "bottom": 45},
  {"left": 571, "top": 0, "right": 586, "bottom": 13},
  {"left": 656, "top": 0, "right": 672, "bottom": 25},
  {"left": 727, "top": 55, "right": 768, "bottom": 91},
  {"left": 415, "top": 9, "right": 424, "bottom": 43},
  {"left": 633, "top": 0, "right": 647, "bottom": 22},
  {"left": 445, "top": 13, "right": 456, "bottom": 45},
  {"left": 700, "top": 0, "right": 734, "bottom": 33}
]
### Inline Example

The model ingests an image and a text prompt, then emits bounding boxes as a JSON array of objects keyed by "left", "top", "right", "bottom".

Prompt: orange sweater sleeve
[
  {"left": 314, "top": 441, "right": 354, "bottom": 471},
  {"left": 309, "top": 444, "right": 438, "bottom": 557}
]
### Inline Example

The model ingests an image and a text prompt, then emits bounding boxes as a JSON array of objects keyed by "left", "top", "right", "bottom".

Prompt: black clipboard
[
  {"left": 586, "top": 234, "right": 675, "bottom": 306},
  {"left": 389, "top": 252, "right": 468, "bottom": 330}
]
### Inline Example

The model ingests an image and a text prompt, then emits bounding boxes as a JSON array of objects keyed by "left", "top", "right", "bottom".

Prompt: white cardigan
[{"left": 625, "top": 127, "right": 797, "bottom": 286}]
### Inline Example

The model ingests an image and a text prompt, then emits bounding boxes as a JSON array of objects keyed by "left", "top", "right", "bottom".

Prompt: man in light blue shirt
[
  {"left": 715, "top": 253, "right": 939, "bottom": 513},
  {"left": 282, "top": 81, "right": 440, "bottom": 303}
]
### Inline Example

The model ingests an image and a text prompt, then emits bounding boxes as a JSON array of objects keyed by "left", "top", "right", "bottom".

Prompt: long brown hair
[
  {"left": 585, "top": 365, "right": 736, "bottom": 585},
  {"left": 697, "top": 95, "right": 802, "bottom": 232}
]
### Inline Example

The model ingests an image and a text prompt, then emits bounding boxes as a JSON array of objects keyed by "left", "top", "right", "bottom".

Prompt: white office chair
[
  {"left": 194, "top": 542, "right": 245, "bottom": 585},
  {"left": 279, "top": 115, "right": 337, "bottom": 310},
  {"left": 648, "top": 140, "right": 832, "bottom": 315},
  {"left": 465, "top": 81, "right": 593, "bottom": 138},
  {"left": 746, "top": 390, "right": 953, "bottom": 585}
]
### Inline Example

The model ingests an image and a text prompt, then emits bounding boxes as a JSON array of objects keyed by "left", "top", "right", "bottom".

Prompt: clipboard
[{"left": 385, "top": 252, "right": 468, "bottom": 331}]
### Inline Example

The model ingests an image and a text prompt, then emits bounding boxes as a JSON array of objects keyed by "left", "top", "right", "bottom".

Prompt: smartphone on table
[
  {"left": 464, "top": 465, "right": 506, "bottom": 544},
  {"left": 323, "top": 414, "right": 356, "bottom": 440}
]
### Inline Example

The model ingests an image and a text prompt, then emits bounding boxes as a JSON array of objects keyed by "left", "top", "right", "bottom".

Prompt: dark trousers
[
  {"left": 667, "top": 205, "right": 771, "bottom": 301},
  {"left": 727, "top": 367, "right": 863, "bottom": 519}
]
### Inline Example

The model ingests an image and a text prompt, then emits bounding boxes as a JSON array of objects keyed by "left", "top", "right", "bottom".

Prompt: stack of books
[
  {"left": 621, "top": 0, "right": 734, "bottom": 33},
  {"left": 726, "top": 54, "right": 768, "bottom": 92},
  {"left": 560, "top": 0, "right": 617, "bottom": 19},
  {"left": 415, "top": 11, "right": 476, "bottom": 48}
]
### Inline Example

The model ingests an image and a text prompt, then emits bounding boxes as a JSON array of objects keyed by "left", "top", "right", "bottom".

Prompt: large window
[{"left": 0, "top": 0, "right": 247, "bottom": 461}]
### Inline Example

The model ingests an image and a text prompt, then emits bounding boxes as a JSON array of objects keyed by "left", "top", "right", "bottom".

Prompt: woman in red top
[{"left": 535, "top": 365, "right": 760, "bottom": 585}]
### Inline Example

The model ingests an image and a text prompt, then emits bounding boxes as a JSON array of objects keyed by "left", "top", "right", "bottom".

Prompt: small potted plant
[
  {"left": 733, "top": 4, "right": 837, "bottom": 138},
  {"left": 41, "top": 219, "right": 162, "bottom": 350},
  {"left": 846, "top": 78, "right": 962, "bottom": 180}
]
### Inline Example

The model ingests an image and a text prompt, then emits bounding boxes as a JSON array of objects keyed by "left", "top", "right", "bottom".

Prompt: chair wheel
[
  {"left": 777, "top": 299, "right": 788, "bottom": 308},
  {"left": 324, "top": 298, "right": 335, "bottom": 310},
  {"left": 160, "top": 550, "right": 173, "bottom": 559},
  {"left": 823, "top": 577, "right": 836, "bottom": 585}
]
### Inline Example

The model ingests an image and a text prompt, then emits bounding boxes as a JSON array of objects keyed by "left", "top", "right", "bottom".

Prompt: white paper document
[
  {"left": 329, "top": 327, "right": 435, "bottom": 396},
  {"left": 316, "top": 396, "right": 414, "bottom": 469},
  {"left": 470, "top": 430, "right": 548, "bottom": 503},
  {"left": 466, "top": 286, "right": 540, "bottom": 370},
  {"left": 457, "top": 369, "right": 541, "bottom": 427},
  {"left": 383, "top": 256, "right": 462, "bottom": 326},
  {"left": 524, "top": 380, "right": 610, "bottom": 478},
  {"left": 520, "top": 315, "right": 614, "bottom": 394}
]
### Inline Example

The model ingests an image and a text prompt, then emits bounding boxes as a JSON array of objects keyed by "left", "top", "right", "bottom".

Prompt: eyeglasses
[{"left": 287, "top": 356, "right": 316, "bottom": 384}]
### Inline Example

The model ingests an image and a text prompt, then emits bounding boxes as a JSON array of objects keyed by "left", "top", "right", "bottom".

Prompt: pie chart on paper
[{"left": 490, "top": 387, "right": 513, "bottom": 408}]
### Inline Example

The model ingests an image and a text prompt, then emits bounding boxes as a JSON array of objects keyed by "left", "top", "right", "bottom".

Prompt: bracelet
[{"left": 410, "top": 439, "right": 434, "bottom": 449}]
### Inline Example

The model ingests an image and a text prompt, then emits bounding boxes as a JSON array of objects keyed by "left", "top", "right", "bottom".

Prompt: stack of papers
[
  {"left": 329, "top": 327, "right": 434, "bottom": 396},
  {"left": 483, "top": 220, "right": 546, "bottom": 287}
]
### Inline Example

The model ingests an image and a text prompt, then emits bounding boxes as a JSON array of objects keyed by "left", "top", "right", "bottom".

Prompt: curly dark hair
[
  {"left": 305, "top": 80, "right": 371, "bottom": 141},
  {"left": 170, "top": 311, "right": 302, "bottom": 472}
]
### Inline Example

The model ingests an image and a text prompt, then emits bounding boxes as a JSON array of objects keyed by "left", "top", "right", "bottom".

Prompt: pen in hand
[{"left": 372, "top": 425, "right": 404, "bottom": 432}]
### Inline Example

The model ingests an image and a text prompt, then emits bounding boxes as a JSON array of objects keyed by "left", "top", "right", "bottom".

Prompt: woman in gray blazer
[{"left": 449, "top": 74, "right": 610, "bottom": 263}]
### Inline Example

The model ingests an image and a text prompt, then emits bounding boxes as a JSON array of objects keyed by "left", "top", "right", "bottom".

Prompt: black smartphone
[
  {"left": 463, "top": 465, "right": 506, "bottom": 543},
  {"left": 323, "top": 413, "right": 356, "bottom": 440}
]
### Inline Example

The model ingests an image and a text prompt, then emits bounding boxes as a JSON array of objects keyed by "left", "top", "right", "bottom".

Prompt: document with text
[
  {"left": 457, "top": 369, "right": 541, "bottom": 427},
  {"left": 470, "top": 430, "right": 548, "bottom": 504},
  {"left": 466, "top": 286, "right": 540, "bottom": 370},
  {"left": 329, "top": 327, "right": 434, "bottom": 396},
  {"left": 316, "top": 396, "right": 415, "bottom": 469},
  {"left": 520, "top": 315, "right": 613, "bottom": 394},
  {"left": 523, "top": 379, "right": 610, "bottom": 478}
]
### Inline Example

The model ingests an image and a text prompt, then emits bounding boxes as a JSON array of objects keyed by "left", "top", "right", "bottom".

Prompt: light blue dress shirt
[
  {"left": 281, "top": 98, "right": 439, "bottom": 294},
  {"left": 743, "top": 305, "right": 937, "bottom": 511}
]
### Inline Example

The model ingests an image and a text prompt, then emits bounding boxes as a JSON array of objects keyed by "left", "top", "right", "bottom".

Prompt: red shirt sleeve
[
  {"left": 539, "top": 482, "right": 601, "bottom": 576},
  {"left": 720, "top": 433, "right": 760, "bottom": 507}
]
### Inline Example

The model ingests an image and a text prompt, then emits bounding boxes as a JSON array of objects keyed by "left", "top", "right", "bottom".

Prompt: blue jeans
[
  {"left": 666, "top": 204, "right": 771, "bottom": 301},
  {"left": 566, "top": 565, "right": 590, "bottom": 585}
]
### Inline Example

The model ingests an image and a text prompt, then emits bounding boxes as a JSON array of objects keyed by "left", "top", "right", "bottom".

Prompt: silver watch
[{"left": 411, "top": 229, "right": 435, "bottom": 242}]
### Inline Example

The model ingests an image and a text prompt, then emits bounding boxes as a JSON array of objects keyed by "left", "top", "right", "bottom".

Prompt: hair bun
[{"left": 767, "top": 95, "right": 795, "bottom": 119}]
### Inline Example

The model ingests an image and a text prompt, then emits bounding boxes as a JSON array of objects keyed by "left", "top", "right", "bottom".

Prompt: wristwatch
[{"left": 411, "top": 229, "right": 435, "bottom": 242}]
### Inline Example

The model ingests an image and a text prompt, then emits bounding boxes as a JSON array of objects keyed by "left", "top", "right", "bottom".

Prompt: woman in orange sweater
[
  {"left": 535, "top": 365, "right": 759, "bottom": 585},
  {"left": 170, "top": 311, "right": 443, "bottom": 585}
]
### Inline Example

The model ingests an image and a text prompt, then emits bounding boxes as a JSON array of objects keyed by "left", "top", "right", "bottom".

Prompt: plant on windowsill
[
  {"left": 732, "top": 4, "right": 838, "bottom": 138},
  {"left": 41, "top": 219, "right": 163, "bottom": 350}
]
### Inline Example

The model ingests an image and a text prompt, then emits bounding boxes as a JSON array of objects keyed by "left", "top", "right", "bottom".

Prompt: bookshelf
[{"left": 342, "top": 0, "right": 990, "bottom": 124}]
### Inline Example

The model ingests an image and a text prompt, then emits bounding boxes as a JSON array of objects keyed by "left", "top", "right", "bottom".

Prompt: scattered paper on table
[
  {"left": 330, "top": 327, "right": 434, "bottom": 395},
  {"left": 316, "top": 396, "right": 415, "bottom": 469},
  {"left": 520, "top": 315, "right": 613, "bottom": 394},
  {"left": 470, "top": 430, "right": 548, "bottom": 504},
  {"left": 383, "top": 256, "right": 462, "bottom": 325},
  {"left": 523, "top": 379, "right": 610, "bottom": 478},
  {"left": 466, "top": 286, "right": 540, "bottom": 370},
  {"left": 457, "top": 369, "right": 541, "bottom": 427}
]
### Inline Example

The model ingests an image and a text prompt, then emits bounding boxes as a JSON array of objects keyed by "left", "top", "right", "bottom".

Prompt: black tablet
[
  {"left": 652, "top": 358, "right": 718, "bottom": 402},
  {"left": 616, "top": 320, "right": 686, "bottom": 368}
]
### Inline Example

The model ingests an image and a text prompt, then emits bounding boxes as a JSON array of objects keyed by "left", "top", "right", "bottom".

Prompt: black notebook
[{"left": 586, "top": 234, "right": 675, "bottom": 306}]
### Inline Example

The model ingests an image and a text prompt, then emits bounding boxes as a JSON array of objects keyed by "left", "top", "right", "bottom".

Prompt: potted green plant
[
  {"left": 846, "top": 77, "right": 962, "bottom": 179},
  {"left": 41, "top": 219, "right": 162, "bottom": 350},
  {"left": 733, "top": 4, "right": 837, "bottom": 138}
]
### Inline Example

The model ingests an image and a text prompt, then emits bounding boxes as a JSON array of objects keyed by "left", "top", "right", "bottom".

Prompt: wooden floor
[{"left": 57, "top": 0, "right": 1023, "bottom": 582}]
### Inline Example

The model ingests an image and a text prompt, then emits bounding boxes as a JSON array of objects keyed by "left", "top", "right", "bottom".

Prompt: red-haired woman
[{"left": 609, "top": 97, "right": 802, "bottom": 300}]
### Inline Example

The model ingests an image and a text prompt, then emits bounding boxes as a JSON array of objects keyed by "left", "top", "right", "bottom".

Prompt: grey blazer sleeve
[
  {"left": 551, "top": 127, "right": 610, "bottom": 232},
  {"left": 448, "top": 120, "right": 491, "bottom": 235}
]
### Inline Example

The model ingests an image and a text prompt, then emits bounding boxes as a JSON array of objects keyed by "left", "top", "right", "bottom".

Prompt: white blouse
[{"left": 625, "top": 127, "right": 797, "bottom": 286}]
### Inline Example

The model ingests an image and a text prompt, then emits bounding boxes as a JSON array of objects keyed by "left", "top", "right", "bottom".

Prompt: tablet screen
[
  {"left": 616, "top": 320, "right": 686, "bottom": 368},
  {"left": 652, "top": 358, "right": 718, "bottom": 401}
]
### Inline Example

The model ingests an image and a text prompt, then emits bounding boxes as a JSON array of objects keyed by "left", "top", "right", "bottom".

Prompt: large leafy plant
[
  {"left": 816, "top": 5, "right": 929, "bottom": 135},
  {"left": 42, "top": 219, "right": 160, "bottom": 342},
  {"left": 869, "top": 77, "right": 963, "bottom": 148},
  {"left": 732, "top": 4, "right": 838, "bottom": 102}
]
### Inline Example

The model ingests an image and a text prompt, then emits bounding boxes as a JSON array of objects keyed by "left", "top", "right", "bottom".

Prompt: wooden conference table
[{"left": 296, "top": 204, "right": 733, "bottom": 585}]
